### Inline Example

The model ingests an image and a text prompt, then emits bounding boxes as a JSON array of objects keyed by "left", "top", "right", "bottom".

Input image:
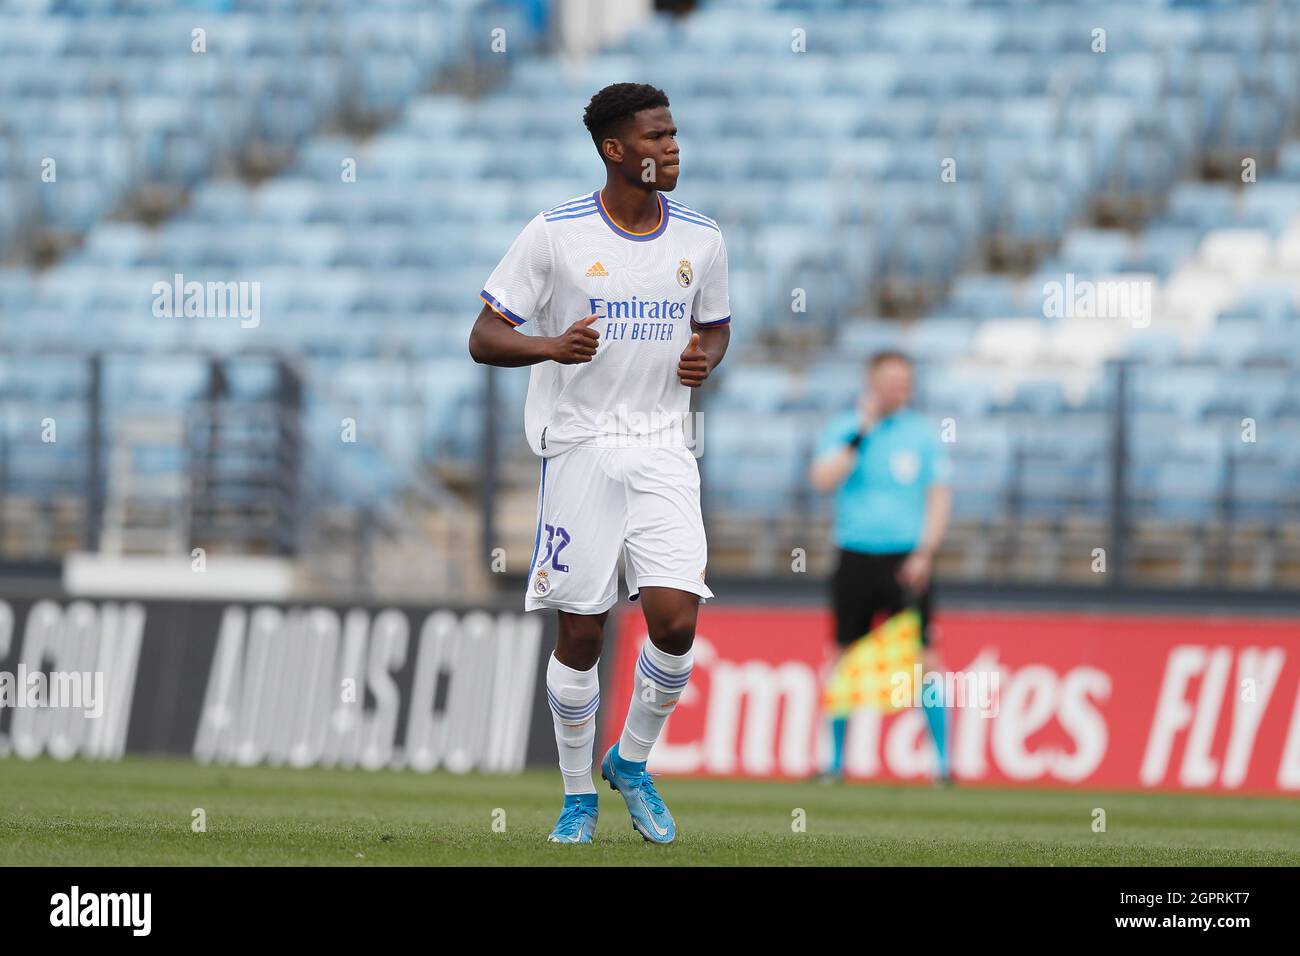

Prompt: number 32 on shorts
[{"left": 537, "top": 524, "right": 571, "bottom": 572}]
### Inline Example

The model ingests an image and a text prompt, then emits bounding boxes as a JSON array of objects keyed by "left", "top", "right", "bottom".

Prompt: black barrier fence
[
  {"left": 6, "top": 350, "right": 1299, "bottom": 599},
  {"left": 479, "top": 356, "right": 1300, "bottom": 591},
  {"left": 0, "top": 593, "right": 573, "bottom": 774},
  {"left": 0, "top": 352, "right": 304, "bottom": 564}
]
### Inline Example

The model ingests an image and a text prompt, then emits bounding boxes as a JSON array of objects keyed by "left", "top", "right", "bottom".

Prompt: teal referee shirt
[{"left": 815, "top": 408, "right": 952, "bottom": 554}]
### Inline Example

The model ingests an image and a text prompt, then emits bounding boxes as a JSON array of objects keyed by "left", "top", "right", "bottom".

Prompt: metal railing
[{"left": 2, "top": 351, "right": 1296, "bottom": 595}]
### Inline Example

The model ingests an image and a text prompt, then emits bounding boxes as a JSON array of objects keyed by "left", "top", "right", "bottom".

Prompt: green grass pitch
[{"left": 2, "top": 756, "right": 1298, "bottom": 866}]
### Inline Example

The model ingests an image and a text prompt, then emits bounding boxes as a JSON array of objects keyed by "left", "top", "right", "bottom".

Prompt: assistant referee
[{"left": 808, "top": 350, "right": 953, "bottom": 782}]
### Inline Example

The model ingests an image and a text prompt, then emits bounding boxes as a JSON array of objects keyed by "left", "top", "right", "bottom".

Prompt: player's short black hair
[
  {"left": 868, "top": 350, "right": 913, "bottom": 371},
  {"left": 582, "top": 83, "right": 670, "bottom": 152}
]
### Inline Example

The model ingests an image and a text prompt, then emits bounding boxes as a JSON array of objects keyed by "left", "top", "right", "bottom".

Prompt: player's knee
[
  {"left": 556, "top": 619, "right": 604, "bottom": 669},
  {"left": 557, "top": 640, "right": 601, "bottom": 670},
  {"left": 648, "top": 615, "right": 695, "bottom": 656}
]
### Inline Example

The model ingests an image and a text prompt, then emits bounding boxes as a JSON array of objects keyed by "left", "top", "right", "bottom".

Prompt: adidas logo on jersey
[{"left": 585, "top": 261, "right": 609, "bottom": 277}]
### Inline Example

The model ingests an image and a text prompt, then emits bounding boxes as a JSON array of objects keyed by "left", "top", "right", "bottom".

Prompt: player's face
[
  {"left": 622, "top": 106, "right": 680, "bottom": 191},
  {"left": 869, "top": 359, "right": 913, "bottom": 415}
]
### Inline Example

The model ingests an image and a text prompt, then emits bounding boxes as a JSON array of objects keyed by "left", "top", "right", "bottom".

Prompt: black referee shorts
[{"left": 830, "top": 548, "right": 933, "bottom": 649}]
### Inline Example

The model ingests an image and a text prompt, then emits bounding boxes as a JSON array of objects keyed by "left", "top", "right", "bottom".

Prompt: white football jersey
[{"left": 480, "top": 189, "right": 730, "bottom": 457}]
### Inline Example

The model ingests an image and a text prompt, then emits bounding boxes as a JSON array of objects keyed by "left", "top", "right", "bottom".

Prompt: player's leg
[
  {"left": 526, "top": 447, "right": 623, "bottom": 843},
  {"left": 599, "top": 585, "right": 697, "bottom": 844},
  {"left": 600, "top": 446, "right": 711, "bottom": 843},
  {"left": 882, "top": 552, "right": 949, "bottom": 782},
  {"left": 544, "top": 610, "right": 606, "bottom": 843},
  {"left": 619, "top": 446, "right": 710, "bottom": 761},
  {"left": 913, "top": 582, "right": 950, "bottom": 783},
  {"left": 824, "top": 548, "right": 876, "bottom": 780},
  {"left": 617, "top": 583, "right": 696, "bottom": 760},
  {"left": 549, "top": 609, "right": 607, "bottom": 787}
]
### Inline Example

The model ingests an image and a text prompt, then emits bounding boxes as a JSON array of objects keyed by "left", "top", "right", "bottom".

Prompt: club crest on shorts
[
  {"left": 533, "top": 568, "right": 550, "bottom": 595},
  {"left": 676, "top": 258, "right": 693, "bottom": 288}
]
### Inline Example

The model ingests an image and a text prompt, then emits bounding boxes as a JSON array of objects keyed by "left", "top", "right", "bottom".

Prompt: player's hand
[
  {"left": 547, "top": 315, "right": 600, "bottom": 364},
  {"left": 858, "top": 392, "right": 881, "bottom": 432},
  {"left": 896, "top": 550, "right": 933, "bottom": 593},
  {"left": 678, "top": 332, "right": 710, "bottom": 387}
]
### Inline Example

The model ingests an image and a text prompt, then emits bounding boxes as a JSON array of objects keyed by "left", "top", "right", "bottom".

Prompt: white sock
[
  {"left": 618, "top": 639, "right": 693, "bottom": 763},
  {"left": 545, "top": 653, "right": 599, "bottom": 795}
]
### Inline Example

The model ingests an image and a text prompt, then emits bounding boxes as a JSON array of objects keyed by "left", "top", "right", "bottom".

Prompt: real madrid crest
[
  {"left": 533, "top": 568, "right": 550, "bottom": 595},
  {"left": 676, "top": 258, "right": 693, "bottom": 288}
]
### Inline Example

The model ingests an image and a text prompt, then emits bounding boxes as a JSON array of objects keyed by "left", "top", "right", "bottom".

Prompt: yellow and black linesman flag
[{"left": 822, "top": 608, "right": 923, "bottom": 716}]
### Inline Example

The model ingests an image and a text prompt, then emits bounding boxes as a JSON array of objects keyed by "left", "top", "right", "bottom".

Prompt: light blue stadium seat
[
  {"left": 1226, "top": 453, "right": 1293, "bottom": 524},
  {"left": 1193, "top": 322, "right": 1266, "bottom": 366},
  {"left": 1055, "top": 229, "right": 1133, "bottom": 276},
  {"left": 905, "top": 318, "right": 976, "bottom": 361},
  {"left": 1147, "top": 457, "right": 1225, "bottom": 524},
  {"left": 917, "top": 367, "right": 997, "bottom": 419},
  {"left": 712, "top": 364, "right": 795, "bottom": 414},
  {"left": 1277, "top": 141, "right": 1300, "bottom": 181},
  {"left": 702, "top": 410, "right": 808, "bottom": 512},
  {"left": 794, "top": 359, "right": 862, "bottom": 412},
  {"left": 4, "top": 0, "right": 1300, "bottom": 532},
  {"left": 836, "top": 319, "right": 901, "bottom": 358}
]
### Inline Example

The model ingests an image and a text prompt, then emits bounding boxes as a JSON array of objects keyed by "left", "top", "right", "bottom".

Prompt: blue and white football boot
[
  {"left": 600, "top": 743, "right": 676, "bottom": 844},
  {"left": 546, "top": 793, "right": 599, "bottom": 844}
]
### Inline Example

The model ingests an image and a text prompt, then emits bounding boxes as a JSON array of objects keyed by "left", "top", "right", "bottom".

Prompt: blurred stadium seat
[{"left": 1, "top": 0, "right": 1299, "bottom": 596}]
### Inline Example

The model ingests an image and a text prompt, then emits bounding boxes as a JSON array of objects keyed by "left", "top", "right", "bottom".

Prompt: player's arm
[
  {"left": 809, "top": 395, "right": 880, "bottom": 492},
  {"left": 678, "top": 321, "right": 729, "bottom": 387},
  {"left": 809, "top": 444, "right": 857, "bottom": 493},
  {"left": 680, "top": 231, "right": 731, "bottom": 387},
  {"left": 897, "top": 485, "right": 951, "bottom": 592},
  {"left": 472, "top": 212, "right": 582, "bottom": 367},
  {"left": 468, "top": 304, "right": 599, "bottom": 367},
  {"left": 897, "top": 435, "right": 954, "bottom": 592},
  {"left": 917, "top": 485, "right": 952, "bottom": 556}
]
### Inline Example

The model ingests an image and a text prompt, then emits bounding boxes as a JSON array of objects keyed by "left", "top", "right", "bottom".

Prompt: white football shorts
[{"left": 523, "top": 443, "right": 714, "bottom": 614}]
